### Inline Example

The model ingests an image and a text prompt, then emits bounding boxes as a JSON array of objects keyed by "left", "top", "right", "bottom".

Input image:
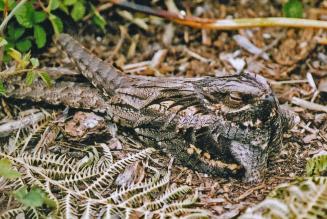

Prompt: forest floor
[{"left": 1, "top": 1, "right": 327, "bottom": 218}]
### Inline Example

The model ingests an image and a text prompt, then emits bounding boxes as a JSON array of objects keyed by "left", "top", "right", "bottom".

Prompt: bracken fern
[
  {"left": 306, "top": 153, "right": 327, "bottom": 176},
  {"left": 0, "top": 118, "right": 210, "bottom": 218},
  {"left": 240, "top": 153, "right": 327, "bottom": 219}
]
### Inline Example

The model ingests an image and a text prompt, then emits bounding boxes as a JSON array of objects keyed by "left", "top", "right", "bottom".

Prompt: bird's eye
[
  {"left": 224, "top": 92, "right": 243, "bottom": 108},
  {"left": 229, "top": 92, "right": 242, "bottom": 102}
]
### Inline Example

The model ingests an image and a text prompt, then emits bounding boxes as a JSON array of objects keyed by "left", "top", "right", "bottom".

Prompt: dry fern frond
[
  {"left": 143, "top": 185, "right": 192, "bottom": 211},
  {"left": 59, "top": 193, "right": 79, "bottom": 219},
  {"left": 0, "top": 139, "right": 208, "bottom": 218},
  {"left": 240, "top": 177, "right": 327, "bottom": 219},
  {"left": 21, "top": 151, "right": 76, "bottom": 170},
  {"left": 0, "top": 207, "right": 40, "bottom": 219},
  {"left": 80, "top": 200, "right": 97, "bottom": 219},
  {"left": 75, "top": 146, "right": 100, "bottom": 171},
  {"left": 0, "top": 207, "right": 26, "bottom": 219},
  {"left": 97, "top": 143, "right": 113, "bottom": 171},
  {"left": 120, "top": 172, "right": 171, "bottom": 207},
  {"left": 10, "top": 111, "right": 53, "bottom": 153},
  {"left": 78, "top": 148, "right": 155, "bottom": 196},
  {"left": 306, "top": 154, "right": 327, "bottom": 176},
  {"left": 109, "top": 172, "right": 162, "bottom": 204}
]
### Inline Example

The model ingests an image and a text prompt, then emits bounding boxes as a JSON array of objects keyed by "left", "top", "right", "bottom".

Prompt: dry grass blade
[{"left": 109, "top": 0, "right": 327, "bottom": 30}]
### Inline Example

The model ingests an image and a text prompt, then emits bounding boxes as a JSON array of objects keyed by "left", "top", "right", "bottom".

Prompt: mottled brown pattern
[
  {"left": 6, "top": 80, "right": 109, "bottom": 113},
  {"left": 6, "top": 34, "right": 297, "bottom": 182}
]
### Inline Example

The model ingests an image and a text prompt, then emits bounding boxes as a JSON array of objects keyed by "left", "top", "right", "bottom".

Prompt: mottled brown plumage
[{"left": 5, "top": 34, "right": 298, "bottom": 182}]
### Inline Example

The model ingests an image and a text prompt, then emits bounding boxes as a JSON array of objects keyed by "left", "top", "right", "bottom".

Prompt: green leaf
[
  {"left": 8, "top": 0, "right": 16, "bottom": 10},
  {"left": 283, "top": 0, "right": 303, "bottom": 18},
  {"left": 30, "top": 57, "right": 39, "bottom": 68},
  {"left": 15, "top": 2, "right": 34, "bottom": 28},
  {"left": 64, "top": 0, "right": 77, "bottom": 6},
  {"left": 13, "top": 186, "right": 28, "bottom": 201},
  {"left": 43, "top": 196, "right": 58, "bottom": 209},
  {"left": 25, "top": 71, "right": 37, "bottom": 85},
  {"left": 0, "top": 0, "right": 4, "bottom": 11},
  {"left": 14, "top": 186, "right": 45, "bottom": 208},
  {"left": 49, "top": 14, "right": 63, "bottom": 36},
  {"left": 59, "top": 3, "right": 69, "bottom": 14},
  {"left": 6, "top": 24, "right": 24, "bottom": 40},
  {"left": 91, "top": 5, "right": 106, "bottom": 32},
  {"left": 0, "top": 80, "right": 5, "bottom": 95},
  {"left": 13, "top": 27, "right": 25, "bottom": 40},
  {"left": 0, "top": 37, "right": 8, "bottom": 47},
  {"left": 7, "top": 24, "right": 15, "bottom": 39},
  {"left": 38, "top": 71, "right": 53, "bottom": 87},
  {"left": 33, "top": 11, "right": 47, "bottom": 23},
  {"left": 0, "top": 158, "right": 21, "bottom": 179},
  {"left": 22, "top": 52, "right": 31, "bottom": 63},
  {"left": 16, "top": 38, "right": 32, "bottom": 53},
  {"left": 4, "top": 41, "right": 14, "bottom": 50},
  {"left": 8, "top": 48, "right": 22, "bottom": 61},
  {"left": 8, "top": 48, "right": 30, "bottom": 69},
  {"left": 34, "top": 25, "right": 47, "bottom": 48},
  {"left": 7, "top": 25, "right": 25, "bottom": 41},
  {"left": 49, "top": 0, "right": 60, "bottom": 11},
  {"left": 0, "top": 0, "right": 15, "bottom": 11},
  {"left": 71, "top": 1, "right": 86, "bottom": 21}
]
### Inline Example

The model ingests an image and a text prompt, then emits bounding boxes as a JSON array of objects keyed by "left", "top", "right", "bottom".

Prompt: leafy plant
[
  {"left": 0, "top": 0, "right": 16, "bottom": 11},
  {"left": 0, "top": 158, "right": 21, "bottom": 179},
  {"left": 14, "top": 1, "right": 47, "bottom": 48},
  {"left": 0, "top": 0, "right": 55, "bottom": 95},
  {"left": 13, "top": 186, "right": 47, "bottom": 208},
  {"left": 283, "top": 0, "right": 303, "bottom": 18},
  {"left": 0, "top": 80, "right": 5, "bottom": 95},
  {"left": 25, "top": 58, "right": 53, "bottom": 87},
  {"left": 90, "top": 4, "right": 106, "bottom": 32},
  {"left": 1, "top": 47, "right": 52, "bottom": 85},
  {"left": 5, "top": 24, "right": 31, "bottom": 53},
  {"left": 7, "top": 48, "right": 31, "bottom": 69},
  {"left": 0, "top": 0, "right": 106, "bottom": 56}
]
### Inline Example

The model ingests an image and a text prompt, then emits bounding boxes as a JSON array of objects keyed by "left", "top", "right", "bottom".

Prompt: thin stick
[
  {"left": 0, "top": 112, "right": 45, "bottom": 137},
  {"left": 270, "top": 79, "right": 308, "bottom": 85},
  {"left": 292, "top": 97, "right": 327, "bottom": 113},
  {"left": 235, "top": 184, "right": 265, "bottom": 201},
  {"left": 0, "top": 0, "right": 29, "bottom": 34},
  {"left": 0, "top": 0, "right": 28, "bottom": 69},
  {"left": 184, "top": 47, "right": 212, "bottom": 63},
  {"left": 109, "top": 0, "right": 327, "bottom": 30}
]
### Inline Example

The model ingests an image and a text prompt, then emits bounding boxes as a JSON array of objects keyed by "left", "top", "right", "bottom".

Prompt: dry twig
[
  {"left": 0, "top": 112, "right": 46, "bottom": 137},
  {"left": 292, "top": 97, "right": 327, "bottom": 113},
  {"left": 108, "top": 0, "right": 327, "bottom": 30}
]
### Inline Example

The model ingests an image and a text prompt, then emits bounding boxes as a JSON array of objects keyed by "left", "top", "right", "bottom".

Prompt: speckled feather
[{"left": 5, "top": 34, "right": 298, "bottom": 182}]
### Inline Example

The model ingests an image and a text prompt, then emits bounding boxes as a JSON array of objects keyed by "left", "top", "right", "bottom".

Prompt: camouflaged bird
[{"left": 6, "top": 34, "right": 298, "bottom": 182}]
